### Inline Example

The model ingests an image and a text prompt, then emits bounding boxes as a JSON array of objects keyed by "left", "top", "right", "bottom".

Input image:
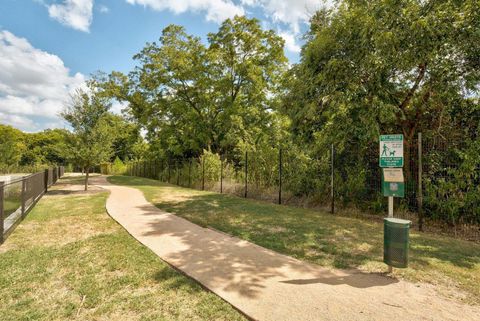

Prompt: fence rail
[{"left": 0, "top": 166, "right": 64, "bottom": 243}]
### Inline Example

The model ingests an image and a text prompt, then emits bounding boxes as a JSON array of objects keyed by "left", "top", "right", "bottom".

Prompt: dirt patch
[{"left": 48, "top": 183, "right": 105, "bottom": 196}]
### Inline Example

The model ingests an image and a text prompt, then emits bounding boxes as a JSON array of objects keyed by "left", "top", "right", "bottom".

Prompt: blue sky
[{"left": 0, "top": 0, "right": 327, "bottom": 132}]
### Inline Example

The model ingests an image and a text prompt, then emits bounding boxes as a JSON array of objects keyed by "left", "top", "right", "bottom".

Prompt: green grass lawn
[
  {"left": 109, "top": 175, "right": 480, "bottom": 305},
  {"left": 0, "top": 176, "right": 245, "bottom": 321}
]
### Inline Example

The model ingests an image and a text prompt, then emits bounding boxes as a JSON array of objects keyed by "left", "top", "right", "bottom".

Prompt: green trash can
[{"left": 384, "top": 218, "right": 411, "bottom": 268}]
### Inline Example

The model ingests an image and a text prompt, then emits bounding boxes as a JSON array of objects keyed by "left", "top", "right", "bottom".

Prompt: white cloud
[
  {"left": 278, "top": 30, "right": 301, "bottom": 53},
  {"left": 125, "top": 0, "right": 245, "bottom": 24},
  {"left": 0, "top": 30, "right": 85, "bottom": 131},
  {"left": 98, "top": 4, "right": 109, "bottom": 13},
  {"left": 0, "top": 112, "right": 35, "bottom": 129},
  {"left": 111, "top": 100, "right": 128, "bottom": 115},
  {"left": 242, "top": 0, "right": 328, "bottom": 34},
  {"left": 48, "top": 0, "right": 94, "bottom": 32}
]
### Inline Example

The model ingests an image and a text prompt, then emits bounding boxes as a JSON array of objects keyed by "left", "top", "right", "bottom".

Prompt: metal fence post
[
  {"left": 220, "top": 156, "right": 223, "bottom": 194},
  {"left": 202, "top": 156, "right": 205, "bottom": 191},
  {"left": 189, "top": 159, "right": 192, "bottom": 187},
  {"left": 176, "top": 161, "right": 180, "bottom": 185},
  {"left": 21, "top": 178, "right": 26, "bottom": 218},
  {"left": 44, "top": 169, "right": 49, "bottom": 192},
  {"left": 0, "top": 181, "right": 4, "bottom": 243},
  {"left": 245, "top": 151, "right": 248, "bottom": 198},
  {"left": 331, "top": 144, "right": 335, "bottom": 214},
  {"left": 161, "top": 160, "right": 164, "bottom": 181},
  {"left": 168, "top": 161, "right": 171, "bottom": 183},
  {"left": 154, "top": 159, "right": 158, "bottom": 180},
  {"left": 279, "top": 148, "right": 282, "bottom": 205},
  {"left": 418, "top": 132, "right": 424, "bottom": 231}
]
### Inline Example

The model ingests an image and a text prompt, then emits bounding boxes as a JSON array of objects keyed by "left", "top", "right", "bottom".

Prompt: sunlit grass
[
  {"left": 0, "top": 176, "right": 245, "bottom": 321},
  {"left": 109, "top": 175, "right": 480, "bottom": 305}
]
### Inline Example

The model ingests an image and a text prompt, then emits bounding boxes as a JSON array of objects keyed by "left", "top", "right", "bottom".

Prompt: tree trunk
[{"left": 85, "top": 167, "right": 89, "bottom": 191}]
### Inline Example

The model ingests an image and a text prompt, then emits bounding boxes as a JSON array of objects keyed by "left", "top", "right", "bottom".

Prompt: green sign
[{"left": 379, "top": 134, "right": 403, "bottom": 167}]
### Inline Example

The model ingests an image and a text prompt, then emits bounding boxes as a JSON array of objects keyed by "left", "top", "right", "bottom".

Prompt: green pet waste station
[{"left": 384, "top": 218, "right": 411, "bottom": 268}]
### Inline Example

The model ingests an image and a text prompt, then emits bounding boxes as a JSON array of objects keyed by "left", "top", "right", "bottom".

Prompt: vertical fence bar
[
  {"left": 418, "top": 132, "right": 423, "bottom": 231},
  {"left": 202, "top": 156, "right": 205, "bottom": 191},
  {"left": 167, "top": 160, "right": 172, "bottom": 184},
  {"left": 189, "top": 159, "right": 192, "bottom": 187},
  {"left": 21, "top": 177, "right": 26, "bottom": 218},
  {"left": 0, "top": 181, "right": 4, "bottom": 243},
  {"left": 331, "top": 144, "right": 335, "bottom": 214},
  {"left": 278, "top": 148, "right": 282, "bottom": 205},
  {"left": 176, "top": 161, "right": 180, "bottom": 185},
  {"left": 220, "top": 156, "right": 223, "bottom": 194},
  {"left": 44, "top": 169, "right": 49, "bottom": 192},
  {"left": 244, "top": 151, "right": 248, "bottom": 198}
]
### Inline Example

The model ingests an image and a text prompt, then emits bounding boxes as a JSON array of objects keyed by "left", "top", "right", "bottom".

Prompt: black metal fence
[
  {"left": 0, "top": 166, "right": 64, "bottom": 243},
  {"left": 125, "top": 133, "right": 480, "bottom": 239}
]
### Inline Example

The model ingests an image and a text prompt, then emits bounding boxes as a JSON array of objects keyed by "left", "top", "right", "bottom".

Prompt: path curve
[{"left": 92, "top": 176, "right": 480, "bottom": 321}]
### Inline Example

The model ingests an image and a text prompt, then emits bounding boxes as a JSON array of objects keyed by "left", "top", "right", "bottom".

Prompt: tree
[
  {"left": 0, "top": 124, "right": 25, "bottom": 169},
  {"left": 98, "top": 16, "right": 287, "bottom": 159},
  {"left": 106, "top": 114, "right": 146, "bottom": 162},
  {"left": 61, "top": 89, "right": 115, "bottom": 190},
  {"left": 283, "top": 0, "right": 480, "bottom": 177},
  {"left": 20, "top": 129, "right": 70, "bottom": 166}
]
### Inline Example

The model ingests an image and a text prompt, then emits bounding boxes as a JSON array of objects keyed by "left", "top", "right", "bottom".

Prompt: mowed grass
[
  {"left": 0, "top": 176, "right": 246, "bottom": 321},
  {"left": 109, "top": 175, "right": 480, "bottom": 305}
]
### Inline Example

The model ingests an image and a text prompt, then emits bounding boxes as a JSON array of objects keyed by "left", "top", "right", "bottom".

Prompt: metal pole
[
  {"left": 44, "top": 169, "right": 49, "bottom": 192},
  {"left": 0, "top": 181, "right": 4, "bottom": 243},
  {"left": 202, "top": 156, "right": 205, "bottom": 191},
  {"left": 388, "top": 195, "right": 394, "bottom": 273},
  {"left": 21, "top": 178, "right": 26, "bottom": 218},
  {"left": 176, "top": 161, "right": 180, "bottom": 185},
  {"left": 331, "top": 144, "right": 335, "bottom": 214},
  {"left": 388, "top": 196, "right": 394, "bottom": 218},
  {"left": 418, "top": 132, "right": 423, "bottom": 231},
  {"left": 244, "top": 151, "right": 248, "bottom": 198},
  {"left": 189, "top": 159, "right": 192, "bottom": 187},
  {"left": 279, "top": 148, "right": 282, "bottom": 204},
  {"left": 220, "top": 157, "right": 223, "bottom": 194},
  {"left": 168, "top": 161, "right": 171, "bottom": 183}
]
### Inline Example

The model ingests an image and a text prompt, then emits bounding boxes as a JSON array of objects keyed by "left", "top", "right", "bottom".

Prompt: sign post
[{"left": 379, "top": 134, "right": 404, "bottom": 273}]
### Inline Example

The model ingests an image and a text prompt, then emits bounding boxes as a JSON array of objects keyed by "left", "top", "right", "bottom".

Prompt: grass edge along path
[
  {"left": 0, "top": 176, "right": 246, "bottom": 321},
  {"left": 108, "top": 175, "right": 480, "bottom": 306}
]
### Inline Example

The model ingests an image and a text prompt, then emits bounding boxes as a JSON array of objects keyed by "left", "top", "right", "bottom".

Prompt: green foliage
[
  {"left": 98, "top": 16, "right": 287, "bottom": 159},
  {"left": 111, "top": 157, "right": 127, "bottom": 175},
  {"left": 0, "top": 124, "right": 25, "bottom": 168},
  {"left": 61, "top": 88, "right": 115, "bottom": 172},
  {"left": 425, "top": 139, "right": 480, "bottom": 224},
  {"left": 0, "top": 124, "right": 70, "bottom": 173},
  {"left": 284, "top": 0, "right": 480, "bottom": 166}
]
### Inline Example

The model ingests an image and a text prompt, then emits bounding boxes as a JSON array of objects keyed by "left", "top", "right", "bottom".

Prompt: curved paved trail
[{"left": 92, "top": 176, "right": 480, "bottom": 321}]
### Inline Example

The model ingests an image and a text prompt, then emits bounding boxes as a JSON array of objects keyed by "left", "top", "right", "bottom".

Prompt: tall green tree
[
  {"left": 0, "top": 124, "right": 25, "bottom": 169},
  {"left": 284, "top": 0, "right": 480, "bottom": 171},
  {"left": 61, "top": 89, "right": 115, "bottom": 190},
  {"left": 99, "top": 16, "right": 287, "bottom": 159}
]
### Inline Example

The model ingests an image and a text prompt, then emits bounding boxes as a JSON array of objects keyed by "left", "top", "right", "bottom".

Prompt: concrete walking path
[{"left": 92, "top": 176, "right": 480, "bottom": 321}]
